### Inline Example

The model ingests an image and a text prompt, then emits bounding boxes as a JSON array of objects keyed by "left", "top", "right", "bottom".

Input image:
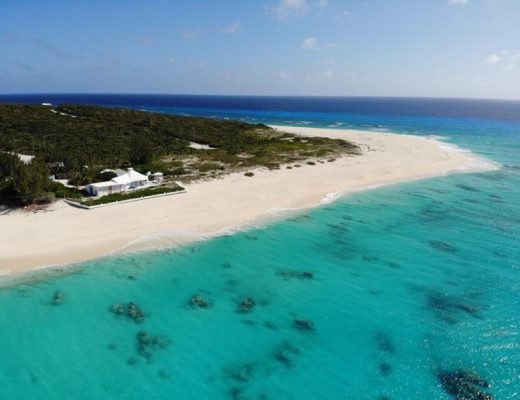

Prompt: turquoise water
[{"left": 1, "top": 98, "right": 520, "bottom": 399}]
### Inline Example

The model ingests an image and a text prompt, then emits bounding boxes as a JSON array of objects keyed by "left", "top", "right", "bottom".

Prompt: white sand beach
[{"left": 0, "top": 126, "right": 496, "bottom": 276}]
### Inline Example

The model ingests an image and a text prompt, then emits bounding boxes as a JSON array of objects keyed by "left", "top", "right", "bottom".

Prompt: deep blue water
[{"left": 0, "top": 95, "right": 519, "bottom": 399}]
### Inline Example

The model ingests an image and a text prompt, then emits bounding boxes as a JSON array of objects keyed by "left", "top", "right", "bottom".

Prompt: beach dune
[{"left": 0, "top": 126, "right": 496, "bottom": 276}]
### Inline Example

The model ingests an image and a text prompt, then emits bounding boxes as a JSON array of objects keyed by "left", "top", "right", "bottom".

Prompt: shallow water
[{"left": 0, "top": 97, "right": 519, "bottom": 399}]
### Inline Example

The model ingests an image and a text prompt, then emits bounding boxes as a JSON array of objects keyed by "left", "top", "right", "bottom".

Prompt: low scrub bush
[{"left": 82, "top": 186, "right": 184, "bottom": 206}]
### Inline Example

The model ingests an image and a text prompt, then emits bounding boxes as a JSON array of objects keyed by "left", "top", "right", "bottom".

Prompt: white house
[{"left": 86, "top": 168, "right": 149, "bottom": 197}]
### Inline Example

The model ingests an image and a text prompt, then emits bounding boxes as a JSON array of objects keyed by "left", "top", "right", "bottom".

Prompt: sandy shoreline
[{"left": 0, "top": 126, "right": 497, "bottom": 277}]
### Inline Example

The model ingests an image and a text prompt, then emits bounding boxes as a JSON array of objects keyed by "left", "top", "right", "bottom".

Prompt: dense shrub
[
  {"left": 47, "top": 181, "right": 82, "bottom": 199},
  {"left": 0, "top": 153, "right": 50, "bottom": 204},
  {"left": 167, "top": 167, "right": 188, "bottom": 176}
]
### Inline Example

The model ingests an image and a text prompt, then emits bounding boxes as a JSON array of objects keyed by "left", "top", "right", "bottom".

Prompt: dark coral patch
[
  {"left": 429, "top": 240, "right": 457, "bottom": 253},
  {"left": 136, "top": 330, "right": 170, "bottom": 360},
  {"left": 455, "top": 183, "right": 480, "bottom": 192},
  {"left": 223, "top": 363, "right": 256, "bottom": 383},
  {"left": 274, "top": 342, "right": 301, "bottom": 368},
  {"left": 190, "top": 294, "right": 212, "bottom": 309},
  {"left": 50, "top": 290, "right": 66, "bottom": 306},
  {"left": 293, "top": 319, "right": 315, "bottom": 332},
  {"left": 437, "top": 369, "right": 493, "bottom": 400},
  {"left": 237, "top": 297, "right": 256, "bottom": 313},
  {"left": 426, "top": 291, "right": 482, "bottom": 323},
  {"left": 277, "top": 270, "right": 314, "bottom": 280},
  {"left": 110, "top": 302, "right": 146, "bottom": 323},
  {"left": 379, "top": 362, "right": 393, "bottom": 376},
  {"left": 375, "top": 331, "right": 396, "bottom": 354}
]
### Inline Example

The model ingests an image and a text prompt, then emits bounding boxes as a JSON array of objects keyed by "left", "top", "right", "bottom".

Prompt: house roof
[
  {"left": 87, "top": 168, "right": 147, "bottom": 189},
  {"left": 111, "top": 168, "right": 148, "bottom": 185}
]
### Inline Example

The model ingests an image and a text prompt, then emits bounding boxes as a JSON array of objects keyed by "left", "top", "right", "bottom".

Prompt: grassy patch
[{"left": 81, "top": 186, "right": 184, "bottom": 206}]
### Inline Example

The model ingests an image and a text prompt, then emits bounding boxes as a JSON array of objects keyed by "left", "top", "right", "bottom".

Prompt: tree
[
  {"left": 11, "top": 159, "right": 50, "bottom": 204},
  {"left": 129, "top": 135, "right": 154, "bottom": 165},
  {"left": 0, "top": 152, "right": 18, "bottom": 178}
]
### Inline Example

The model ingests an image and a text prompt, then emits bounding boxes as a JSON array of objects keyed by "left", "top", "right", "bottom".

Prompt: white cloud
[
  {"left": 301, "top": 37, "right": 338, "bottom": 50},
  {"left": 188, "top": 59, "right": 206, "bottom": 68},
  {"left": 483, "top": 52, "right": 519, "bottom": 71},
  {"left": 448, "top": 0, "right": 469, "bottom": 5},
  {"left": 279, "top": 70, "right": 293, "bottom": 80},
  {"left": 315, "top": 0, "right": 327, "bottom": 8},
  {"left": 221, "top": 22, "right": 242, "bottom": 34},
  {"left": 322, "top": 70, "right": 334, "bottom": 80},
  {"left": 485, "top": 54, "right": 500, "bottom": 65},
  {"left": 317, "top": 59, "right": 335, "bottom": 65},
  {"left": 302, "top": 37, "right": 318, "bottom": 50},
  {"left": 267, "top": 0, "right": 309, "bottom": 20},
  {"left": 333, "top": 9, "right": 352, "bottom": 20},
  {"left": 266, "top": 0, "right": 329, "bottom": 20},
  {"left": 303, "top": 69, "right": 335, "bottom": 82},
  {"left": 323, "top": 42, "right": 338, "bottom": 49},
  {"left": 504, "top": 54, "right": 520, "bottom": 71}
]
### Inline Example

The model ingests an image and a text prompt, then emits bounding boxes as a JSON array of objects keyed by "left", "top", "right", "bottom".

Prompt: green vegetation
[
  {"left": 244, "top": 172, "right": 254, "bottom": 177},
  {"left": 48, "top": 181, "right": 82, "bottom": 199},
  {"left": 0, "top": 103, "right": 282, "bottom": 170},
  {"left": 81, "top": 186, "right": 185, "bottom": 207},
  {"left": 0, "top": 103, "right": 360, "bottom": 206},
  {"left": 0, "top": 152, "right": 84, "bottom": 205},
  {"left": 129, "top": 135, "right": 154, "bottom": 165},
  {"left": 0, "top": 152, "right": 50, "bottom": 205}
]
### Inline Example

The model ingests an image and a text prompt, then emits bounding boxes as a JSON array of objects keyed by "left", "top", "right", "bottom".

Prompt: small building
[
  {"left": 152, "top": 172, "right": 164, "bottom": 184},
  {"left": 86, "top": 168, "right": 149, "bottom": 197}
]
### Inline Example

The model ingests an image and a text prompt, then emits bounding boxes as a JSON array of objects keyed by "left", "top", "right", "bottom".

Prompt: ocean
[{"left": 0, "top": 95, "right": 519, "bottom": 399}]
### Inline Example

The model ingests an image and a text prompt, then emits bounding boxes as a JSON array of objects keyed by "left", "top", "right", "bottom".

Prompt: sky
[{"left": 1, "top": 0, "right": 519, "bottom": 99}]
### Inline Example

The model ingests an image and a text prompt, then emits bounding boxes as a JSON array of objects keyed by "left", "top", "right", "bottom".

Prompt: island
[{"left": 0, "top": 103, "right": 495, "bottom": 276}]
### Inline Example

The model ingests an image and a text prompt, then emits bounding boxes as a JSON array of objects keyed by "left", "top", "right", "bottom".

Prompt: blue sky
[{"left": 1, "top": 0, "right": 519, "bottom": 99}]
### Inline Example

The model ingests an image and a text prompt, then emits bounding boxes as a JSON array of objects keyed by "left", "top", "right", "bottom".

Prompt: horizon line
[{"left": 1, "top": 92, "right": 520, "bottom": 103}]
